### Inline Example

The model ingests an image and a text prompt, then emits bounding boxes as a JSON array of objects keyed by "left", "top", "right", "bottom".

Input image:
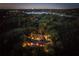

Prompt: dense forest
[{"left": 0, "top": 9, "right": 79, "bottom": 56}]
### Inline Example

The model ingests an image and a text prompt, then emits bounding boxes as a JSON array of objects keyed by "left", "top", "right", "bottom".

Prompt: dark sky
[{"left": 0, "top": 3, "right": 79, "bottom": 9}]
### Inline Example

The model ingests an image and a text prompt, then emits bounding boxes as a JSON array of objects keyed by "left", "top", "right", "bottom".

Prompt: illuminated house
[{"left": 22, "top": 32, "right": 52, "bottom": 47}]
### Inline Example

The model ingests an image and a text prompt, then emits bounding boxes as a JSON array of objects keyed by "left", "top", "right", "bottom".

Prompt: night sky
[{"left": 0, "top": 3, "right": 79, "bottom": 9}]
